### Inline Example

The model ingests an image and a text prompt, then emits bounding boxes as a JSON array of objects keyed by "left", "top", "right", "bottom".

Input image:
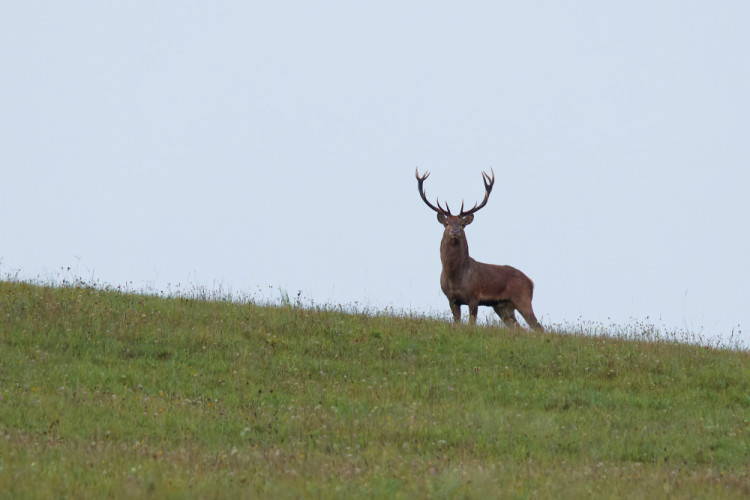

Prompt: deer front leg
[
  {"left": 449, "top": 301, "right": 462, "bottom": 323},
  {"left": 468, "top": 300, "right": 479, "bottom": 324}
]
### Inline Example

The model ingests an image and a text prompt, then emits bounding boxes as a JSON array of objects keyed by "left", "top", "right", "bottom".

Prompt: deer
[{"left": 415, "top": 168, "right": 543, "bottom": 331}]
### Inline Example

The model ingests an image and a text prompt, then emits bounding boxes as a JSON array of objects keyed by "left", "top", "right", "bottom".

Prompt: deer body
[{"left": 416, "top": 169, "right": 543, "bottom": 331}]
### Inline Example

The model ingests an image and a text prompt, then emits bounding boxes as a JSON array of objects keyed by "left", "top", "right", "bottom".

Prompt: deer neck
[{"left": 440, "top": 233, "right": 470, "bottom": 278}]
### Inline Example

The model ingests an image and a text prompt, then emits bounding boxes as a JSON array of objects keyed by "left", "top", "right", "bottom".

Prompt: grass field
[{"left": 1, "top": 279, "right": 749, "bottom": 498}]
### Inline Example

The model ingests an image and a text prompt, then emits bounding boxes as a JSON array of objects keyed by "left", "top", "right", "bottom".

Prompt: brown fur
[
  {"left": 416, "top": 168, "right": 542, "bottom": 331},
  {"left": 437, "top": 214, "right": 542, "bottom": 330}
]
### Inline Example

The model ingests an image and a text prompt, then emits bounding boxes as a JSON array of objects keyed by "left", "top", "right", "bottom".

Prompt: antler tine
[
  {"left": 482, "top": 167, "right": 495, "bottom": 190},
  {"left": 416, "top": 168, "right": 451, "bottom": 216},
  {"left": 440, "top": 199, "right": 452, "bottom": 215},
  {"left": 459, "top": 168, "right": 495, "bottom": 217}
]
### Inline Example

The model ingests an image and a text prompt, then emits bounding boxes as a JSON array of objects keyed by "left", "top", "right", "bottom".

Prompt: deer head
[{"left": 415, "top": 168, "right": 495, "bottom": 243}]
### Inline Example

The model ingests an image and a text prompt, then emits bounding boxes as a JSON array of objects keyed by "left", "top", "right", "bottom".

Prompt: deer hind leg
[
  {"left": 516, "top": 301, "right": 544, "bottom": 332},
  {"left": 493, "top": 302, "right": 520, "bottom": 329}
]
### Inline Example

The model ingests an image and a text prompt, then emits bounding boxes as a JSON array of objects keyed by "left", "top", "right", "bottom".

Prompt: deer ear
[
  {"left": 437, "top": 213, "right": 448, "bottom": 225},
  {"left": 461, "top": 214, "right": 474, "bottom": 226}
]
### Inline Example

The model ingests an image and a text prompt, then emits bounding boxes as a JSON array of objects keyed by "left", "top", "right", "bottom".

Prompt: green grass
[{"left": 1, "top": 280, "right": 749, "bottom": 498}]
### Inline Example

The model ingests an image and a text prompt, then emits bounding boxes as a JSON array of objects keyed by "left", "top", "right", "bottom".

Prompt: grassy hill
[{"left": 1, "top": 280, "right": 748, "bottom": 498}]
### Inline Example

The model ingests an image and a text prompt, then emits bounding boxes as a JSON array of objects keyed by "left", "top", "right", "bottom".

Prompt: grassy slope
[{"left": 0, "top": 280, "right": 748, "bottom": 498}]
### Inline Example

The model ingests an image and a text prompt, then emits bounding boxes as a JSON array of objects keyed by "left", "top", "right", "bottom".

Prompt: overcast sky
[{"left": 2, "top": 2, "right": 748, "bottom": 346}]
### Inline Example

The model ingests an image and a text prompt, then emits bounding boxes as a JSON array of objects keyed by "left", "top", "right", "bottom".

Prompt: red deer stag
[{"left": 415, "top": 168, "right": 543, "bottom": 331}]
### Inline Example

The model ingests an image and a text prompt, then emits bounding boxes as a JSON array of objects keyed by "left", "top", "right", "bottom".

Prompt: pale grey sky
[{"left": 2, "top": 2, "right": 749, "bottom": 345}]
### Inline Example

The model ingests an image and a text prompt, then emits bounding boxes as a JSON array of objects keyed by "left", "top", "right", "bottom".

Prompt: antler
[
  {"left": 459, "top": 168, "right": 495, "bottom": 216},
  {"left": 415, "top": 168, "right": 452, "bottom": 216}
]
